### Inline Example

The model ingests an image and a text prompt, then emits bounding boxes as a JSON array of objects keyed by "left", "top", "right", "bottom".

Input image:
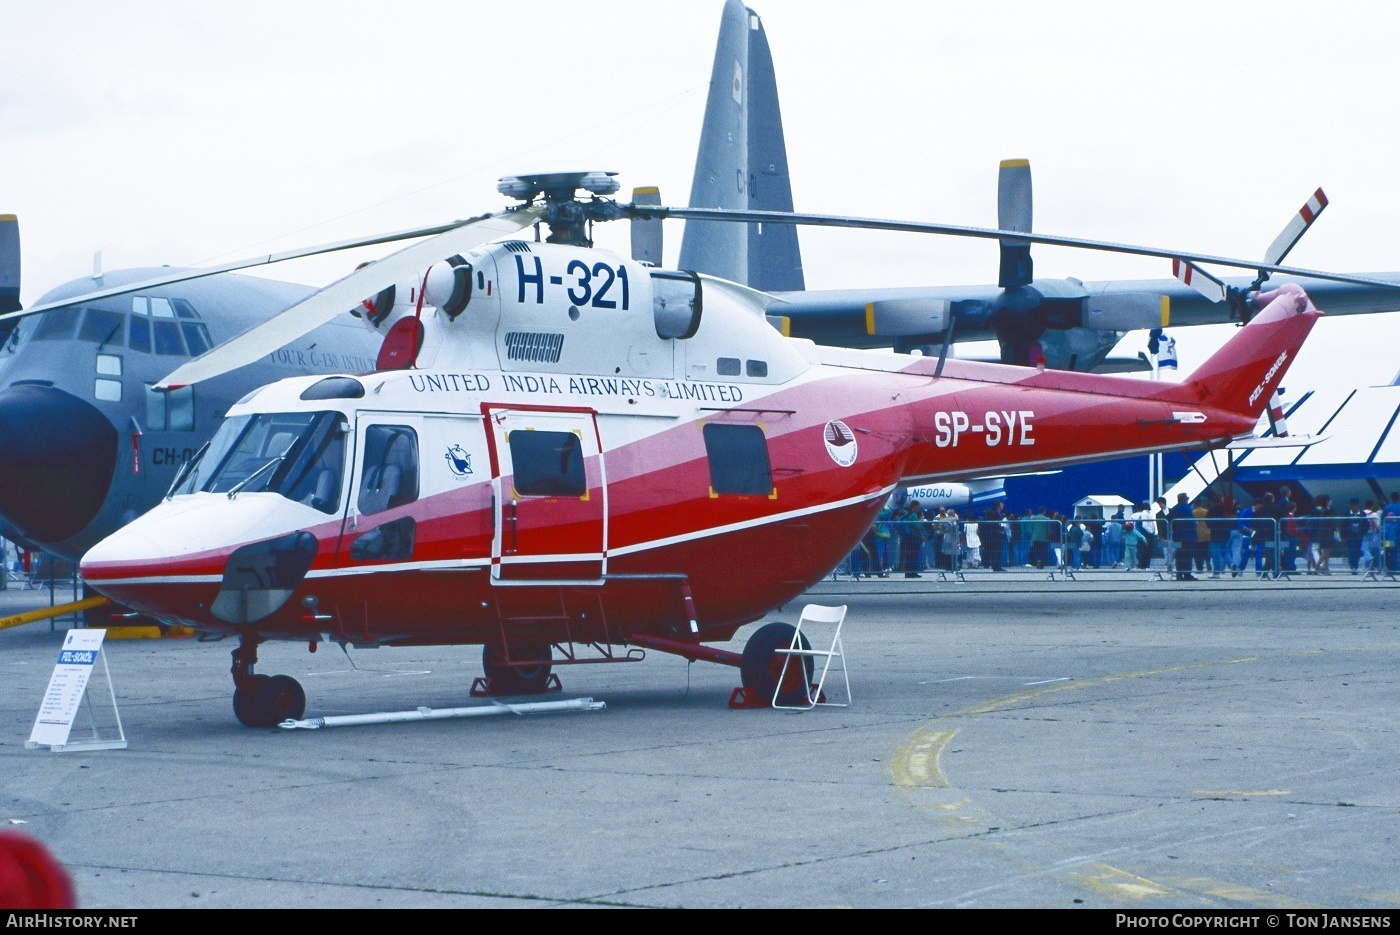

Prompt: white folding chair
[{"left": 773, "top": 603, "right": 850, "bottom": 710}]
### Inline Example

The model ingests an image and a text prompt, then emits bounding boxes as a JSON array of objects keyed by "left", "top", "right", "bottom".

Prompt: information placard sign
[{"left": 28, "top": 629, "right": 107, "bottom": 748}]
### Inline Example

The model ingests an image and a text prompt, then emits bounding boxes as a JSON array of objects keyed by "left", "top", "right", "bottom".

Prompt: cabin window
[
  {"left": 702, "top": 423, "right": 773, "bottom": 495},
  {"left": 350, "top": 516, "right": 416, "bottom": 562},
  {"left": 358, "top": 426, "right": 419, "bottom": 515},
  {"left": 716, "top": 357, "right": 741, "bottom": 376},
  {"left": 509, "top": 430, "right": 585, "bottom": 497},
  {"left": 168, "top": 386, "right": 195, "bottom": 431},
  {"left": 746, "top": 359, "right": 768, "bottom": 378},
  {"left": 145, "top": 385, "right": 195, "bottom": 432}
]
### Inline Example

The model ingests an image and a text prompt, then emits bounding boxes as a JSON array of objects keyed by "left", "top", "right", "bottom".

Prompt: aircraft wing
[{"left": 769, "top": 272, "right": 1400, "bottom": 352}]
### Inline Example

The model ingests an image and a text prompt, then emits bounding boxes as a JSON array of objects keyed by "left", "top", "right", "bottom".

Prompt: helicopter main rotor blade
[
  {"left": 633, "top": 204, "right": 1400, "bottom": 294},
  {"left": 0, "top": 214, "right": 514, "bottom": 326},
  {"left": 157, "top": 206, "right": 543, "bottom": 389},
  {"left": 1263, "top": 187, "right": 1328, "bottom": 269}
]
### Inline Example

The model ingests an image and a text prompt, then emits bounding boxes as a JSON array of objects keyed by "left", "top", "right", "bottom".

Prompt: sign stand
[{"left": 26, "top": 629, "right": 127, "bottom": 753}]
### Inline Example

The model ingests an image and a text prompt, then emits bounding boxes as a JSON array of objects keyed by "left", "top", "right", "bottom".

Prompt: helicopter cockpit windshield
[{"left": 175, "top": 411, "right": 347, "bottom": 514}]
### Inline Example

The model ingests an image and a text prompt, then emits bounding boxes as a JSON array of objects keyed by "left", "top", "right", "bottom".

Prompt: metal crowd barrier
[{"left": 835, "top": 513, "right": 1399, "bottom": 582}]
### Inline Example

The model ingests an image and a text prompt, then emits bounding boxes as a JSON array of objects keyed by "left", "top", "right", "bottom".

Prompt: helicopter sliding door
[{"left": 486, "top": 406, "right": 606, "bottom": 584}]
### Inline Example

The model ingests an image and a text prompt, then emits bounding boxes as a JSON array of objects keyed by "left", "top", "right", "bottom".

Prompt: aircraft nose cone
[{"left": 0, "top": 384, "right": 118, "bottom": 544}]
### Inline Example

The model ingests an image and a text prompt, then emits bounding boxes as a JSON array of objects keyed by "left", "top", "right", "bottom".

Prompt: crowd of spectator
[{"left": 846, "top": 487, "right": 1400, "bottom": 579}]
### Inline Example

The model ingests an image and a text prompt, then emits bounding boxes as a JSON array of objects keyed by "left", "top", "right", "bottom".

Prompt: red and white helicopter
[{"left": 78, "top": 171, "right": 1335, "bottom": 726}]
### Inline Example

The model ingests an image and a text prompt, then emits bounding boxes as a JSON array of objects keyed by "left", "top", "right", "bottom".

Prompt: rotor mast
[{"left": 497, "top": 170, "right": 626, "bottom": 248}]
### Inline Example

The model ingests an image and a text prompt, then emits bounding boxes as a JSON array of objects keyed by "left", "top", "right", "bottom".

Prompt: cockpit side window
[{"left": 358, "top": 426, "right": 419, "bottom": 515}]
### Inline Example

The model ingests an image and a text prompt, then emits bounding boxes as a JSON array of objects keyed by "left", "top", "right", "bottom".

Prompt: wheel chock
[{"left": 727, "top": 684, "right": 826, "bottom": 709}]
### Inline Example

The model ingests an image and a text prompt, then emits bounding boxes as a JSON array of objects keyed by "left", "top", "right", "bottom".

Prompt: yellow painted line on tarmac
[
  {"left": 952, "top": 653, "right": 1313, "bottom": 717},
  {"left": 1068, "top": 864, "right": 1174, "bottom": 900},
  {"left": 1158, "top": 875, "right": 1321, "bottom": 910},
  {"left": 889, "top": 728, "right": 954, "bottom": 790},
  {"left": 0, "top": 596, "right": 108, "bottom": 631},
  {"left": 883, "top": 643, "right": 1400, "bottom": 904}
]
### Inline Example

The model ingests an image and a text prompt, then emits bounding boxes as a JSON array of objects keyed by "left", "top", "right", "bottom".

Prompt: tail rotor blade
[
  {"left": 1172, "top": 258, "right": 1227, "bottom": 305},
  {"left": 997, "top": 159, "right": 1033, "bottom": 288},
  {"left": 630, "top": 186, "right": 663, "bottom": 265},
  {"left": 1263, "top": 187, "right": 1328, "bottom": 268},
  {"left": 157, "top": 206, "right": 543, "bottom": 389}
]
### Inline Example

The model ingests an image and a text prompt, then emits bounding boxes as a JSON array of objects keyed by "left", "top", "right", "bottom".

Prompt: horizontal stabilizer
[{"left": 1224, "top": 433, "right": 1328, "bottom": 450}]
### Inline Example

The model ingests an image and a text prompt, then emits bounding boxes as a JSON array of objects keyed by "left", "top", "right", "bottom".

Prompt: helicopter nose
[{"left": 0, "top": 383, "right": 118, "bottom": 544}]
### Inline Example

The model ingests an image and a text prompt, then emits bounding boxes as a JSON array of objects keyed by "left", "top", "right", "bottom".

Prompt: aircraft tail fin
[
  {"left": 679, "top": 0, "right": 804, "bottom": 291},
  {"left": 1158, "top": 283, "right": 1320, "bottom": 422}
]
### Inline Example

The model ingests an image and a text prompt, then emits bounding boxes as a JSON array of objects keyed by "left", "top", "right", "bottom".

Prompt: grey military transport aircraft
[{"left": 675, "top": 2, "right": 1400, "bottom": 373}]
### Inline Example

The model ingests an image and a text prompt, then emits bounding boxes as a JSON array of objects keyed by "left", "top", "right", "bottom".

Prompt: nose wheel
[{"left": 231, "top": 638, "right": 306, "bottom": 728}]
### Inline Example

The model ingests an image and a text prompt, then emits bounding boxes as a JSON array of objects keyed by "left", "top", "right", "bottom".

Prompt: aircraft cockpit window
[
  {"left": 181, "top": 322, "right": 212, "bottom": 356},
  {"left": 150, "top": 297, "right": 176, "bottom": 318},
  {"left": 79, "top": 309, "right": 125, "bottom": 348},
  {"left": 30, "top": 307, "right": 81, "bottom": 342},
  {"left": 128, "top": 316, "right": 152, "bottom": 353},
  {"left": 508, "top": 430, "right": 585, "bottom": 498},
  {"left": 358, "top": 426, "right": 420, "bottom": 515},
  {"left": 153, "top": 320, "right": 186, "bottom": 356},
  {"left": 702, "top": 423, "right": 773, "bottom": 496},
  {"left": 190, "top": 411, "right": 348, "bottom": 514}
]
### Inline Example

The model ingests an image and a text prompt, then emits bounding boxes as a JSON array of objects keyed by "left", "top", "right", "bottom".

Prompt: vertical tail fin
[
  {"left": 1159, "top": 283, "right": 1320, "bottom": 421},
  {"left": 679, "top": 0, "right": 804, "bottom": 291}
]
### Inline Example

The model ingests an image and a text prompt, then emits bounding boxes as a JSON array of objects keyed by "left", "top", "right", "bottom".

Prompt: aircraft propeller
[{"left": 0, "top": 215, "right": 19, "bottom": 347}]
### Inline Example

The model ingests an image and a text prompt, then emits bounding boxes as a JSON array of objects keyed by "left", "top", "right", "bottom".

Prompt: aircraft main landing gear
[
  {"left": 739, "top": 622, "right": 813, "bottom": 707},
  {"left": 231, "top": 637, "right": 306, "bottom": 728},
  {"left": 477, "top": 641, "right": 556, "bottom": 696}
]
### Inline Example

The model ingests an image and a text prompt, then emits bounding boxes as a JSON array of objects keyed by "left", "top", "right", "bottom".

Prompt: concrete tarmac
[{"left": 1, "top": 577, "right": 1396, "bottom": 909}]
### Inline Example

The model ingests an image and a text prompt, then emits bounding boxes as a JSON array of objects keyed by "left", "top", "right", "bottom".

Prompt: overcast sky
[{"left": 4, "top": 1, "right": 1398, "bottom": 393}]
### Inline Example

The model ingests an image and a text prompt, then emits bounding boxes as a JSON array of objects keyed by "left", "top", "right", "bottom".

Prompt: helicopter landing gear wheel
[
  {"left": 232, "top": 674, "right": 268, "bottom": 727},
  {"left": 740, "top": 622, "right": 813, "bottom": 707},
  {"left": 481, "top": 642, "right": 554, "bottom": 696},
  {"left": 232, "top": 673, "right": 306, "bottom": 728},
  {"left": 230, "top": 637, "right": 306, "bottom": 727}
]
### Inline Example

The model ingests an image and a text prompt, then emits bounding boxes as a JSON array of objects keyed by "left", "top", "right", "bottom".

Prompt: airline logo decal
[
  {"left": 823, "top": 420, "right": 858, "bottom": 467},
  {"left": 445, "top": 444, "right": 474, "bottom": 478}
]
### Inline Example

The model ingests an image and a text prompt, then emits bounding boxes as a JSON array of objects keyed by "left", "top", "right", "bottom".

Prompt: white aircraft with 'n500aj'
[{"left": 15, "top": 167, "right": 1366, "bottom": 727}]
